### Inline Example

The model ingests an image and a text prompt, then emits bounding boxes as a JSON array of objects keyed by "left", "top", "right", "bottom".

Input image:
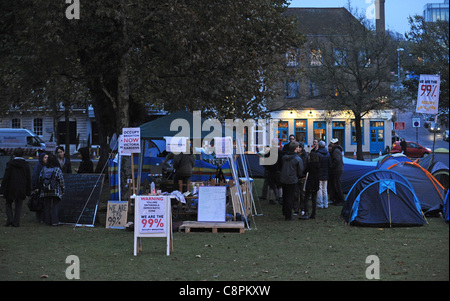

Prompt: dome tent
[{"left": 342, "top": 170, "right": 426, "bottom": 227}]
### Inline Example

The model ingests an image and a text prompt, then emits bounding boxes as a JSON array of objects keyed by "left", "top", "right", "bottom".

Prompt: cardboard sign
[{"left": 106, "top": 201, "right": 128, "bottom": 229}]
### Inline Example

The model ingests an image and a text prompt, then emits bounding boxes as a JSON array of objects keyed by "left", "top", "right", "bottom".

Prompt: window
[
  {"left": 351, "top": 120, "right": 364, "bottom": 145},
  {"left": 286, "top": 48, "right": 299, "bottom": 67},
  {"left": 294, "top": 119, "right": 307, "bottom": 143},
  {"left": 11, "top": 118, "right": 21, "bottom": 128},
  {"left": 277, "top": 121, "right": 289, "bottom": 146},
  {"left": 309, "top": 81, "right": 320, "bottom": 97},
  {"left": 285, "top": 80, "right": 300, "bottom": 98},
  {"left": 33, "top": 118, "right": 43, "bottom": 136},
  {"left": 313, "top": 121, "right": 326, "bottom": 142},
  {"left": 310, "top": 49, "right": 323, "bottom": 66},
  {"left": 333, "top": 48, "right": 347, "bottom": 66}
]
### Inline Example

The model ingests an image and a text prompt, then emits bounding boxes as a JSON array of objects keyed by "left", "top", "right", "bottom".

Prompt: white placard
[
  {"left": 416, "top": 74, "right": 440, "bottom": 114},
  {"left": 165, "top": 136, "right": 187, "bottom": 153},
  {"left": 214, "top": 137, "right": 233, "bottom": 158},
  {"left": 197, "top": 186, "right": 227, "bottom": 222},
  {"left": 122, "top": 127, "right": 141, "bottom": 155},
  {"left": 134, "top": 195, "right": 172, "bottom": 256}
]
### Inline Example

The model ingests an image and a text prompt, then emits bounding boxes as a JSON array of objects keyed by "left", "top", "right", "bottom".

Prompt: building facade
[
  {"left": 0, "top": 106, "right": 99, "bottom": 156},
  {"left": 266, "top": 7, "right": 393, "bottom": 156}
]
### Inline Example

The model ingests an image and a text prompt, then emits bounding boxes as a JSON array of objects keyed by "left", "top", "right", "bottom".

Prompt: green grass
[{"left": 0, "top": 179, "right": 448, "bottom": 281}]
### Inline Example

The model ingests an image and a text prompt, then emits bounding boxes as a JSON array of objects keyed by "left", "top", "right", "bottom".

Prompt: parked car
[
  {"left": 444, "top": 130, "right": 449, "bottom": 142},
  {"left": 391, "top": 141, "right": 431, "bottom": 158}
]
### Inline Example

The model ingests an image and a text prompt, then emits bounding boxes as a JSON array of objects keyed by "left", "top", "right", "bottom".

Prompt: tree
[
  {"left": 403, "top": 16, "right": 449, "bottom": 112},
  {"left": 1, "top": 0, "right": 303, "bottom": 169},
  {"left": 306, "top": 8, "right": 398, "bottom": 160}
]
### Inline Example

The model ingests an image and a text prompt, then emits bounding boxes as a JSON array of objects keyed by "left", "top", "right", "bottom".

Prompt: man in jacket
[
  {"left": 316, "top": 140, "right": 332, "bottom": 208},
  {"left": 329, "top": 138, "right": 345, "bottom": 206},
  {"left": 0, "top": 148, "right": 31, "bottom": 227},
  {"left": 279, "top": 141, "right": 304, "bottom": 221}
]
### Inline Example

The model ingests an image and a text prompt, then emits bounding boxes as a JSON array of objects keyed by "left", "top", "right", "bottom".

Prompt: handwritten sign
[
  {"left": 197, "top": 186, "right": 227, "bottom": 222},
  {"left": 106, "top": 201, "right": 128, "bottom": 229},
  {"left": 416, "top": 74, "right": 440, "bottom": 114}
]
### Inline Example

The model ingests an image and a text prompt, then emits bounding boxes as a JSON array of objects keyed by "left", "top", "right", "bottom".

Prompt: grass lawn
[{"left": 0, "top": 178, "right": 448, "bottom": 281}]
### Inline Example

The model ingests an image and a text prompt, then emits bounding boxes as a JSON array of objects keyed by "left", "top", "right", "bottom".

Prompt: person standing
[
  {"left": 329, "top": 138, "right": 345, "bottom": 206},
  {"left": 300, "top": 149, "right": 320, "bottom": 220},
  {"left": 316, "top": 140, "right": 331, "bottom": 209},
  {"left": 31, "top": 152, "right": 48, "bottom": 223},
  {"left": 76, "top": 147, "right": 94, "bottom": 173},
  {"left": 56, "top": 146, "right": 72, "bottom": 173},
  {"left": 0, "top": 148, "right": 31, "bottom": 227},
  {"left": 279, "top": 141, "right": 304, "bottom": 221},
  {"left": 400, "top": 138, "right": 407, "bottom": 156},
  {"left": 39, "top": 154, "right": 65, "bottom": 226}
]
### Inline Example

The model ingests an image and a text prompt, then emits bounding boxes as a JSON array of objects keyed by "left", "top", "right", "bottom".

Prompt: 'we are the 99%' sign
[{"left": 138, "top": 196, "right": 166, "bottom": 234}]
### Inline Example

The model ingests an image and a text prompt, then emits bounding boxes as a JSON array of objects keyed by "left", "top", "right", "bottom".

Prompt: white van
[{"left": 0, "top": 128, "right": 46, "bottom": 157}]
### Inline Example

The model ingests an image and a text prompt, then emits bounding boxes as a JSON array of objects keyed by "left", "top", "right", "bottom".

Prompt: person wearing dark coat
[
  {"left": 31, "top": 152, "right": 48, "bottom": 223},
  {"left": 279, "top": 141, "right": 304, "bottom": 221},
  {"left": 300, "top": 150, "right": 320, "bottom": 220},
  {"left": 0, "top": 148, "right": 31, "bottom": 227},
  {"left": 56, "top": 146, "right": 72, "bottom": 173},
  {"left": 329, "top": 138, "right": 345, "bottom": 206},
  {"left": 76, "top": 147, "right": 93, "bottom": 173}
]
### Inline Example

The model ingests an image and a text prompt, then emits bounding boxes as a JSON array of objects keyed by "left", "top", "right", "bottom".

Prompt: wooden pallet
[{"left": 179, "top": 221, "right": 245, "bottom": 234}]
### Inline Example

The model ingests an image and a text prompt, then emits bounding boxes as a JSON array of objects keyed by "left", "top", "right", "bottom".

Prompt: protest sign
[{"left": 416, "top": 74, "right": 440, "bottom": 114}]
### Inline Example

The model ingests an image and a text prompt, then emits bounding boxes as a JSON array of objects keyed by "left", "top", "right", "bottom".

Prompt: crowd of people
[
  {"left": 261, "top": 135, "right": 345, "bottom": 221},
  {"left": 0, "top": 146, "right": 94, "bottom": 227}
]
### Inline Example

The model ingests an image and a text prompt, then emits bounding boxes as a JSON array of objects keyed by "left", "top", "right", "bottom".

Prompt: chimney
[{"left": 376, "top": 0, "right": 386, "bottom": 34}]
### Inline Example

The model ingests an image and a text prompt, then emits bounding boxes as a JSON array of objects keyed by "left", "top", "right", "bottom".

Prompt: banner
[{"left": 416, "top": 74, "right": 440, "bottom": 114}]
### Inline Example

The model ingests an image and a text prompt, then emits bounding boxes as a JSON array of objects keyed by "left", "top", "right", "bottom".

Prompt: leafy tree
[{"left": 1, "top": 0, "right": 303, "bottom": 169}]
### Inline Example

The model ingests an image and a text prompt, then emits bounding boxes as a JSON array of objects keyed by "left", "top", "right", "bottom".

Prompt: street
[{"left": 395, "top": 110, "right": 449, "bottom": 151}]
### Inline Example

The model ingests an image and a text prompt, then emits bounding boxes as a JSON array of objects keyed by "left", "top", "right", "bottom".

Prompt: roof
[{"left": 284, "top": 7, "right": 363, "bottom": 36}]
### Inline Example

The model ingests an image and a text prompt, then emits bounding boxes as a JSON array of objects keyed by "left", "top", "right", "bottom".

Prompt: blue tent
[
  {"left": 341, "top": 158, "right": 377, "bottom": 193},
  {"left": 342, "top": 170, "right": 426, "bottom": 227},
  {"left": 444, "top": 190, "right": 449, "bottom": 223}
]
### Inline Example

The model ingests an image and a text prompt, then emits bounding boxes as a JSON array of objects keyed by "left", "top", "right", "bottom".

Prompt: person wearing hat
[
  {"left": 329, "top": 138, "right": 345, "bottom": 206},
  {"left": 279, "top": 141, "right": 304, "bottom": 221}
]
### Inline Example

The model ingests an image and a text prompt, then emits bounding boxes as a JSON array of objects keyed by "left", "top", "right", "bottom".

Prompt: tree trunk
[{"left": 354, "top": 112, "right": 364, "bottom": 160}]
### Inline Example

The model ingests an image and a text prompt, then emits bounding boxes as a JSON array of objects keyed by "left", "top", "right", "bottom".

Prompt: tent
[
  {"left": 418, "top": 148, "right": 449, "bottom": 171},
  {"left": 444, "top": 190, "right": 449, "bottom": 223},
  {"left": 341, "top": 158, "right": 377, "bottom": 193},
  {"left": 382, "top": 161, "right": 446, "bottom": 216},
  {"left": 418, "top": 148, "right": 449, "bottom": 190},
  {"left": 341, "top": 169, "right": 426, "bottom": 227},
  {"left": 375, "top": 153, "right": 412, "bottom": 168}
]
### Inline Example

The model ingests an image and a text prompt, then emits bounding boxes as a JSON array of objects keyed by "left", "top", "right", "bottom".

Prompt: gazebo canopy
[{"left": 140, "top": 110, "right": 224, "bottom": 140}]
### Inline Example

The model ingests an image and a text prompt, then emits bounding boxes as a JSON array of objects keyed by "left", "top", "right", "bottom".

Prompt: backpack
[{"left": 41, "top": 167, "right": 57, "bottom": 193}]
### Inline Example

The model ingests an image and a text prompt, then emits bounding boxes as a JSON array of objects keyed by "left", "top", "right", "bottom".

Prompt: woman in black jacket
[{"left": 76, "top": 147, "right": 93, "bottom": 173}]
